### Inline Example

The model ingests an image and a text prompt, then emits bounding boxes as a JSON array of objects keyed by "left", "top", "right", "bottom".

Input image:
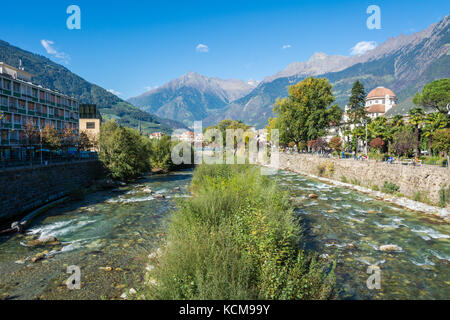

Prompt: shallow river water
[{"left": 0, "top": 168, "right": 448, "bottom": 300}]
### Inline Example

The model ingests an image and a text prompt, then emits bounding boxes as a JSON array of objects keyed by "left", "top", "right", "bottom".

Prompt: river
[{"left": 0, "top": 168, "right": 448, "bottom": 300}]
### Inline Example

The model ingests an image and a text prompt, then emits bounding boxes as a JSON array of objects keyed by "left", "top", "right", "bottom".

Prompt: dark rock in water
[
  {"left": 152, "top": 168, "right": 167, "bottom": 174},
  {"left": 308, "top": 194, "right": 319, "bottom": 199},
  {"left": 154, "top": 194, "right": 165, "bottom": 199}
]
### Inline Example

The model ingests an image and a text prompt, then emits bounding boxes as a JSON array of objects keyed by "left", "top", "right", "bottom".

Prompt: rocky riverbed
[{"left": 0, "top": 167, "right": 449, "bottom": 300}]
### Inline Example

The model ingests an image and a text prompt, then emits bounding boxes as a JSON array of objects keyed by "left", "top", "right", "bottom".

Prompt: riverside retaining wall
[
  {"left": 278, "top": 153, "right": 450, "bottom": 207},
  {"left": 0, "top": 160, "right": 104, "bottom": 223}
]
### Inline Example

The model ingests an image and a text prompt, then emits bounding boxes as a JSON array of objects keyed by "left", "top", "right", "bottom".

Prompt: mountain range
[
  {"left": 0, "top": 40, "right": 187, "bottom": 134},
  {"left": 129, "top": 15, "right": 450, "bottom": 128},
  {"left": 128, "top": 72, "right": 257, "bottom": 126}
]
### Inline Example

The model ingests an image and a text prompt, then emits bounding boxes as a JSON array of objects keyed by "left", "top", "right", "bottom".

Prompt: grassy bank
[{"left": 144, "top": 164, "right": 335, "bottom": 300}]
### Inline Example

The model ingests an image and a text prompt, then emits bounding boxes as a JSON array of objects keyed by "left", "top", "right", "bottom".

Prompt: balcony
[
  {"left": 1, "top": 140, "right": 9, "bottom": 146},
  {"left": 18, "top": 109, "right": 26, "bottom": 115},
  {"left": 13, "top": 92, "right": 21, "bottom": 98},
  {"left": 1, "top": 123, "right": 12, "bottom": 129},
  {"left": 13, "top": 124, "right": 21, "bottom": 129},
  {"left": 2, "top": 90, "right": 12, "bottom": 95}
]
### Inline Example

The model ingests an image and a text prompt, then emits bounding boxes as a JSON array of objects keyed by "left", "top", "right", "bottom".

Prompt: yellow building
[{"left": 79, "top": 104, "right": 101, "bottom": 151}]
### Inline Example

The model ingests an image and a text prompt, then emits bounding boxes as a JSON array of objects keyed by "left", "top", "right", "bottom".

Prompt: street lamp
[
  {"left": 39, "top": 127, "right": 43, "bottom": 165},
  {"left": 362, "top": 119, "right": 368, "bottom": 156}
]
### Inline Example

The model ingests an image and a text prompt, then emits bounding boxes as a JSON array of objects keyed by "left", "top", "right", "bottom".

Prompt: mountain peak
[{"left": 309, "top": 52, "right": 328, "bottom": 61}]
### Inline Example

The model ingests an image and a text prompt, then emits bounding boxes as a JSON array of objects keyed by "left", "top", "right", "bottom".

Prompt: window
[
  {"left": 3, "top": 79, "right": 11, "bottom": 90},
  {"left": 86, "top": 122, "right": 96, "bottom": 129},
  {"left": 13, "top": 82, "right": 20, "bottom": 92}
]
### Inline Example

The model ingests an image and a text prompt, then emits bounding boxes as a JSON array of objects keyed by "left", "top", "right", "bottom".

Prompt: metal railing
[{"left": 0, "top": 151, "right": 98, "bottom": 170}]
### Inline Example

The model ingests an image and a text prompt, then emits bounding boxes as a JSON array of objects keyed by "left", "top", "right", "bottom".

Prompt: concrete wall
[
  {"left": 0, "top": 160, "right": 104, "bottom": 223},
  {"left": 278, "top": 153, "right": 450, "bottom": 206}
]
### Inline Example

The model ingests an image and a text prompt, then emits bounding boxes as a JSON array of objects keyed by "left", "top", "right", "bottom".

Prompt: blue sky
[{"left": 0, "top": 0, "right": 448, "bottom": 98}]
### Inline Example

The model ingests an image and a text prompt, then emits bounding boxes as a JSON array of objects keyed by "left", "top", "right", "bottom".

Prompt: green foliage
[
  {"left": 347, "top": 80, "right": 367, "bottom": 124},
  {"left": 99, "top": 120, "right": 150, "bottom": 181},
  {"left": 145, "top": 164, "right": 335, "bottom": 300},
  {"left": 0, "top": 40, "right": 182, "bottom": 134},
  {"left": 392, "top": 127, "right": 416, "bottom": 157},
  {"left": 438, "top": 185, "right": 450, "bottom": 207},
  {"left": 413, "top": 78, "right": 450, "bottom": 114},
  {"left": 204, "top": 119, "right": 251, "bottom": 146},
  {"left": 382, "top": 181, "right": 400, "bottom": 194},
  {"left": 316, "top": 161, "right": 335, "bottom": 178},
  {"left": 149, "top": 136, "right": 173, "bottom": 171},
  {"left": 273, "top": 77, "right": 339, "bottom": 145},
  {"left": 340, "top": 175, "right": 348, "bottom": 183},
  {"left": 432, "top": 128, "right": 450, "bottom": 156}
]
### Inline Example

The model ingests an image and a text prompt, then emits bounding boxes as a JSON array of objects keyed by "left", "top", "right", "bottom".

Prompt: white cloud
[
  {"left": 40, "top": 39, "right": 70, "bottom": 64},
  {"left": 350, "top": 41, "right": 377, "bottom": 55},
  {"left": 107, "top": 89, "right": 121, "bottom": 96},
  {"left": 196, "top": 44, "right": 209, "bottom": 53},
  {"left": 282, "top": 44, "right": 292, "bottom": 50}
]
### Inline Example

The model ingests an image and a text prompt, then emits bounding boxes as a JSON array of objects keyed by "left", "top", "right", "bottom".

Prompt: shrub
[
  {"left": 439, "top": 185, "right": 450, "bottom": 207},
  {"left": 329, "top": 136, "right": 343, "bottom": 152},
  {"left": 382, "top": 181, "right": 400, "bottom": 194},
  {"left": 340, "top": 175, "right": 348, "bottom": 183},
  {"left": 145, "top": 164, "right": 335, "bottom": 300},
  {"left": 316, "top": 161, "right": 334, "bottom": 177}
]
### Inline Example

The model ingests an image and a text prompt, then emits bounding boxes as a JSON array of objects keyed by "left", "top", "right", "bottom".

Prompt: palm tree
[
  {"left": 422, "top": 112, "right": 449, "bottom": 155},
  {"left": 387, "top": 115, "right": 405, "bottom": 153},
  {"left": 408, "top": 108, "right": 425, "bottom": 157}
]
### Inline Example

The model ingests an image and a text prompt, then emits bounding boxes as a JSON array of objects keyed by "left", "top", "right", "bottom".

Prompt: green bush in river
[{"left": 145, "top": 164, "right": 335, "bottom": 300}]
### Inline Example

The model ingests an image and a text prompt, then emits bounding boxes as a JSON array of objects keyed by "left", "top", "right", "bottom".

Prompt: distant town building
[
  {"left": 149, "top": 132, "right": 165, "bottom": 140},
  {"left": 365, "top": 87, "right": 397, "bottom": 119},
  {"left": 79, "top": 104, "right": 102, "bottom": 151},
  {"left": 173, "top": 130, "right": 195, "bottom": 142},
  {"left": 0, "top": 62, "right": 79, "bottom": 160}
]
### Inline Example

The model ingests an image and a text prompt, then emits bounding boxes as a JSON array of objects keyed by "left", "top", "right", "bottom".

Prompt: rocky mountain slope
[
  {"left": 128, "top": 72, "right": 257, "bottom": 126},
  {"left": 204, "top": 15, "right": 449, "bottom": 127}
]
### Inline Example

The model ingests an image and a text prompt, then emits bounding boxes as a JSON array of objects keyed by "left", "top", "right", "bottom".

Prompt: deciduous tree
[{"left": 273, "top": 77, "right": 337, "bottom": 145}]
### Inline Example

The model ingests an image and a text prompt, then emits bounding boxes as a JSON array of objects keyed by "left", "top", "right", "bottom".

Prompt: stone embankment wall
[
  {"left": 0, "top": 161, "right": 104, "bottom": 223},
  {"left": 278, "top": 153, "right": 450, "bottom": 206}
]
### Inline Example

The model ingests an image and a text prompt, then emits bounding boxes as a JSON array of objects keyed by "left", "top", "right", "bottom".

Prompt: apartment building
[{"left": 0, "top": 62, "right": 79, "bottom": 160}]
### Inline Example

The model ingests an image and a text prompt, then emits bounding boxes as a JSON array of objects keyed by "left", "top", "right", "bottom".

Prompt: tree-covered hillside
[{"left": 0, "top": 40, "right": 186, "bottom": 133}]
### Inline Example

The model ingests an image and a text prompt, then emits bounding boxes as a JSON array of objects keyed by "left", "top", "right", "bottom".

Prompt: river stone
[
  {"left": 154, "top": 194, "right": 165, "bottom": 199},
  {"left": 308, "top": 194, "right": 319, "bottom": 199},
  {"left": 38, "top": 235, "right": 58, "bottom": 243},
  {"left": 379, "top": 245, "right": 402, "bottom": 252},
  {"left": 142, "top": 187, "right": 152, "bottom": 194},
  {"left": 367, "top": 210, "right": 378, "bottom": 214},
  {"left": 31, "top": 251, "right": 48, "bottom": 263}
]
